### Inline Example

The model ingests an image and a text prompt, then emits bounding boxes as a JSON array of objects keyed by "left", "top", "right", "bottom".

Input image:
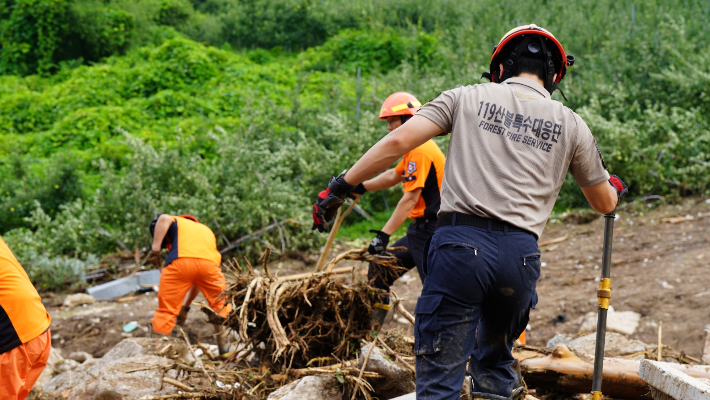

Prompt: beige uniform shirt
[{"left": 417, "top": 77, "right": 609, "bottom": 238}]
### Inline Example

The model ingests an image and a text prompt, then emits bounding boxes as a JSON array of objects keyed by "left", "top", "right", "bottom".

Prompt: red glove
[
  {"left": 608, "top": 175, "right": 628, "bottom": 204},
  {"left": 312, "top": 173, "right": 355, "bottom": 232}
]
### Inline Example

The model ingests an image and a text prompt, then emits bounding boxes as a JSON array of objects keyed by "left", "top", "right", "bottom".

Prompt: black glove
[
  {"left": 608, "top": 174, "right": 628, "bottom": 204},
  {"left": 347, "top": 183, "right": 367, "bottom": 199},
  {"left": 368, "top": 230, "right": 390, "bottom": 255},
  {"left": 312, "top": 173, "right": 356, "bottom": 233}
]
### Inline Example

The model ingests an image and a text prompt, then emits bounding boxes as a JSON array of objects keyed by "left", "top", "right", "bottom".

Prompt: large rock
[
  {"left": 546, "top": 334, "right": 572, "bottom": 349},
  {"left": 567, "top": 332, "right": 647, "bottom": 360},
  {"left": 579, "top": 309, "right": 641, "bottom": 335},
  {"left": 63, "top": 293, "right": 96, "bottom": 308},
  {"left": 43, "top": 338, "right": 176, "bottom": 400},
  {"left": 69, "top": 351, "right": 93, "bottom": 363},
  {"left": 358, "top": 343, "right": 415, "bottom": 399},
  {"left": 95, "top": 354, "right": 178, "bottom": 397},
  {"left": 267, "top": 375, "right": 342, "bottom": 400}
]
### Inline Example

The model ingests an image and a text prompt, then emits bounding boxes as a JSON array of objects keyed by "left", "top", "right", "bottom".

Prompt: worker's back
[
  {"left": 162, "top": 215, "right": 222, "bottom": 267},
  {"left": 422, "top": 77, "right": 608, "bottom": 238}
]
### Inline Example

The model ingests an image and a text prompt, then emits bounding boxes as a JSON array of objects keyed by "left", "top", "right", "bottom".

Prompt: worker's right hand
[
  {"left": 347, "top": 183, "right": 367, "bottom": 199},
  {"left": 608, "top": 175, "right": 628, "bottom": 204},
  {"left": 311, "top": 173, "right": 356, "bottom": 232},
  {"left": 368, "top": 230, "right": 390, "bottom": 255}
]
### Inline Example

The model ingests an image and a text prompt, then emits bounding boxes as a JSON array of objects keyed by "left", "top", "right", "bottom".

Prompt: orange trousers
[
  {"left": 0, "top": 329, "right": 51, "bottom": 400},
  {"left": 152, "top": 257, "right": 231, "bottom": 335}
]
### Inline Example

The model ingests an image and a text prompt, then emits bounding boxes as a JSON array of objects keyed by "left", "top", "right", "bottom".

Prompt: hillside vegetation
[{"left": 1, "top": 0, "right": 709, "bottom": 290}]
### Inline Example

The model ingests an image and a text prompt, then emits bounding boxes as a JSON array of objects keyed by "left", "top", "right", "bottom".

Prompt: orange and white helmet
[
  {"left": 483, "top": 24, "right": 575, "bottom": 96},
  {"left": 378, "top": 92, "right": 421, "bottom": 120}
]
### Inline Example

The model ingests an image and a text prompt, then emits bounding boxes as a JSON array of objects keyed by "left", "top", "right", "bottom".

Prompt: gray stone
[
  {"left": 94, "top": 354, "right": 177, "bottom": 398},
  {"left": 267, "top": 375, "right": 342, "bottom": 400},
  {"left": 546, "top": 334, "right": 572, "bottom": 349},
  {"left": 567, "top": 332, "right": 647, "bottom": 359},
  {"left": 359, "top": 343, "right": 415, "bottom": 399},
  {"left": 639, "top": 359, "right": 710, "bottom": 400},
  {"left": 56, "top": 359, "right": 82, "bottom": 374},
  {"left": 63, "top": 293, "right": 96, "bottom": 308},
  {"left": 43, "top": 364, "right": 98, "bottom": 400},
  {"left": 579, "top": 309, "right": 641, "bottom": 335},
  {"left": 69, "top": 351, "right": 93, "bottom": 363},
  {"left": 43, "top": 338, "right": 173, "bottom": 400}
]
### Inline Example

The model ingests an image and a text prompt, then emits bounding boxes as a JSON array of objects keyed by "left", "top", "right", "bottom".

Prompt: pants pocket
[{"left": 414, "top": 294, "right": 444, "bottom": 355}]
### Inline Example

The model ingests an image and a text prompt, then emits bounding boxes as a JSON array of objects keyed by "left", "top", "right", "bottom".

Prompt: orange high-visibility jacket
[
  {"left": 161, "top": 215, "right": 222, "bottom": 267},
  {"left": 0, "top": 237, "right": 51, "bottom": 354},
  {"left": 394, "top": 139, "right": 446, "bottom": 220}
]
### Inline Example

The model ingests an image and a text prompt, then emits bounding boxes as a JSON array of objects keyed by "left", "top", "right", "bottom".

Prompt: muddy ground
[{"left": 45, "top": 197, "right": 710, "bottom": 364}]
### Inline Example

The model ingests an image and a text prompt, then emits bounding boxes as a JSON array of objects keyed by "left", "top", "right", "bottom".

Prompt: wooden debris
[
  {"left": 519, "top": 344, "right": 710, "bottom": 399},
  {"left": 179, "top": 327, "right": 212, "bottom": 385},
  {"left": 658, "top": 320, "right": 663, "bottom": 361},
  {"left": 702, "top": 325, "right": 710, "bottom": 365},
  {"left": 538, "top": 236, "right": 568, "bottom": 247},
  {"left": 661, "top": 216, "right": 694, "bottom": 224},
  {"left": 390, "top": 291, "right": 414, "bottom": 325},
  {"left": 162, "top": 377, "right": 194, "bottom": 392},
  {"left": 222, "top": 247, "right": 405, "bottom": 367},
  {"left": 116, "top": 295, "right": 141, "bottom": 303}
]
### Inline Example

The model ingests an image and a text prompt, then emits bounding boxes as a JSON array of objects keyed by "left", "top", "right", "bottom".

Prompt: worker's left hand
[
  {"left": 368, "top": 230, "right": 390, "bottom": 255},
  {"left": 608, "top": 174, "right": 628, "bottom": 204},
  {"left": 312, "top": 173, "right": 356, "bottom": 232}
]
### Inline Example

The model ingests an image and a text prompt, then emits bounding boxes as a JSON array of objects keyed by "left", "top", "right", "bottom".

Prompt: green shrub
[
  {"left": 302, "top": 28, "right": 439, "bottom": 73},
  {"left": 156, "top": 0, "right": 193, "bottom": 26}
]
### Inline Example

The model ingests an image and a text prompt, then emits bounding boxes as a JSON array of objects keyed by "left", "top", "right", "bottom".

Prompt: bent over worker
[
  {"left": 348, "top": 92, "right": 445, "bottom": 329},
  {"left": 150, "top": 214, "right": 232, "bottom": 358},
  {"left": 0, "top": 237, "right": 52, "bottom": 400},
  {"left": 311, "top": 24, "right": 628, "bottom": 400}
]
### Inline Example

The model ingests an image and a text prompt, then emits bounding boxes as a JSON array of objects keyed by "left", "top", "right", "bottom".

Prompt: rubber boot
[
  {"left": 214, "top": 324, "right": 233, "bottom": 360},
  {"left": 371, "top": 303, "right": 390, "bottom": 331},
  {"left": 176, "top": 306, "right": 190, "bottom": 326}
]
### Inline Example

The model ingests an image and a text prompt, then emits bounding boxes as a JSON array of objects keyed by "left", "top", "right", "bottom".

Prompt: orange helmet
[
  {"left": 378, "top": 92, "right": 421, "bottom": 120},
  {"left": 180, "top": 215, "right": 199, "bottom": 222},
  {"left": 483, "top": 24, "right": 575, "bottom": 96}
]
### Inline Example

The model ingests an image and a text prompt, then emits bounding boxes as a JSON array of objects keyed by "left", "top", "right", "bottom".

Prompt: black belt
[
  {"left": 437, "top": 213, "right": 535, "bottom": 238},
  {"left": 414, "top": 217, "right": 437, "bottom": 224}
]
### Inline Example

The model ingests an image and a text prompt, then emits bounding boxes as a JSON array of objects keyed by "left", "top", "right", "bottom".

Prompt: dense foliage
[{"left": 1, "top": 0, "right": 710, "bottom": 290}]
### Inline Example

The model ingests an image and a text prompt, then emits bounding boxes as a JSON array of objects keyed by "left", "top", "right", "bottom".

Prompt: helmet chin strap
[{"left": 537, "top": 37, "right": 559, "bottom": 95}]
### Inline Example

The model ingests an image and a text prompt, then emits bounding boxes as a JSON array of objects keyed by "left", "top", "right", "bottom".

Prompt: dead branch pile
[{"left": 217, "top": 247, "right": 406, "bottom": 370}]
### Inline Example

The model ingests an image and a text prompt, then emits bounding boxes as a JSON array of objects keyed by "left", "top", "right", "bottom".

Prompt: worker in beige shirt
[{"left": 311, "top": 24, "right": 628, "bottom": 400}]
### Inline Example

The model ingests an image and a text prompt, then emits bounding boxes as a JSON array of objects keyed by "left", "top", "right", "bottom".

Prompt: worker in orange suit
[
  {"left": 0, "top": 236, "right": 52, "bottom": 400},
  {"left": 150, "top": 214, "right": 232, "bottom": 358}
]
